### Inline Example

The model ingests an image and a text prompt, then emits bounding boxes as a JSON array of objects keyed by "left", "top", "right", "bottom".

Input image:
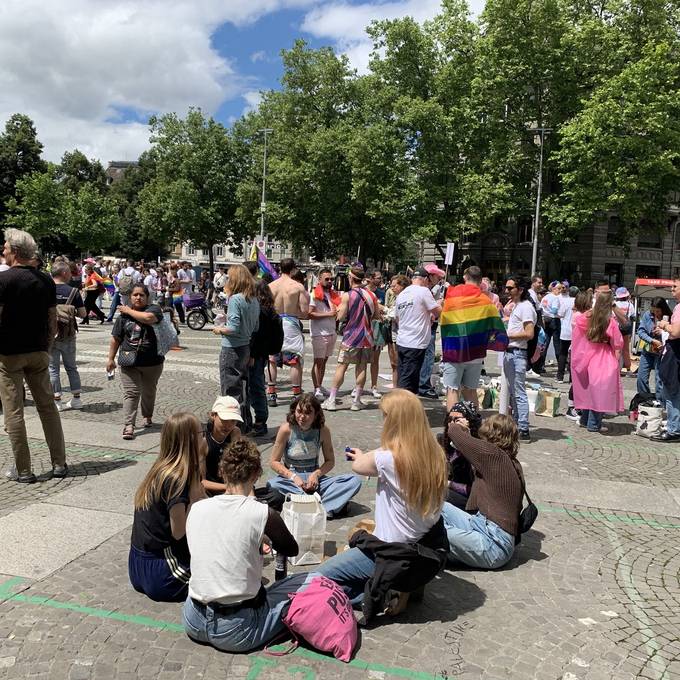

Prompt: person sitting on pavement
[
  {"left": 267, "top": 394, "right": 362, "bottom": 519},
  {"left": 442, "top": 413, "right": 524, "bottom": 569},
  {"left": 439, "top": 400, "right": 481, "bottom": 510},
  {"left": 182, "top": 437, "right": 317, "bottom": 653},
  {"left": 106, "top": 284, "right": 165, "bottom": 440},
  {"left": 318, "top": 389, "right": 447, "bottom": 609},
  {"left": 129, "top": 412, "right": 206, "bottom": 602}
]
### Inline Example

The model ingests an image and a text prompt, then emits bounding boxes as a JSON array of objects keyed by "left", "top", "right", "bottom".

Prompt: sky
[{"left": 0, "top": 0, "right": 484, "bottom": 164}]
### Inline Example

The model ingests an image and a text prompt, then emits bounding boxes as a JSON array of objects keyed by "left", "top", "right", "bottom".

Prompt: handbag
[
  {"left": 117, "top": 326, "right": 145, "bottom": 368},
  {"left": 151, "top": 314, "right": 178, "bottom": 356},
  {"left": 512, "top": 460, "right": 538, "bottom": 544}
]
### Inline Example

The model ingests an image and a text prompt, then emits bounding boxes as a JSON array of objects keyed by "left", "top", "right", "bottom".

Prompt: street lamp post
[
  {"left": 529, "top": 127, "right": 552, "bottom": 276},
  {"left": 259, "top": 128, "right": 273, "bottom": 241}
]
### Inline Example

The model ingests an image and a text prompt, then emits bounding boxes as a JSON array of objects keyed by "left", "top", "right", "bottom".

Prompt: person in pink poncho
[{"left": 571, "top": 290, "right": 624, "bottom": 433}]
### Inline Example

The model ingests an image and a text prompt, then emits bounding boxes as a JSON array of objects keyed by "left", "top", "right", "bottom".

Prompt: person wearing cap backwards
[
  {"left": 394, "top": 267, "right": 442, "bottom": 394},
  {"left": 614, "top": 286, "right": 635, "bottom": 371},
  {"left": 418, "top": 263, "right": 447, "bottom": 399}
]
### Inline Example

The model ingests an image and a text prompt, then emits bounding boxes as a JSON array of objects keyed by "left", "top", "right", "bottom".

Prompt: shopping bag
[
  {"left": 488, "top": 387, "right": 500, "bottom": 410},
  {"left": 635, "top": 406, "right": 663, "bottom": 438},
  {"left": 526, "top": 388, "right": 539, "bottom": 413},
  {"left": 535, "top": 389, "right": 561, "bottom": 417},
  {"left": 476, "top": 387, "right": 492, "bottom": 409},
  {"left": 282, "top": 493, "right": 326, "bottom": 566}
]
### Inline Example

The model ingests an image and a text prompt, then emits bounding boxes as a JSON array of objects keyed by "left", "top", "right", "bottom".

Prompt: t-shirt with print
[
  {"left": 55, "top": 283, "right": 85, "bottom": 310},
  {"left": 309, "top": 292, "right": 336, "bottom": 337},
  {"left": 130, "top": 478, "right": 191, "bottom": 564},
  {"left": 0, "top": 266, "right": 56, "bottom": 355},
  {"left": 373, "top": 448, "right": 440, "bottom": 543},
  {"left": 112, "top": 304, "right": 164, "bottom": 366},
  {"left": 507, "top": 300, "right": 537, "bottom": 349},
  {"left": 342, "top": 288, "right": 376, "bottom": 349},
  {"left": 395, "top": 285, "right": 439, "bottom": 349},
  {"left": 541, "top": 293, "right": 560, "bottom": 319}
]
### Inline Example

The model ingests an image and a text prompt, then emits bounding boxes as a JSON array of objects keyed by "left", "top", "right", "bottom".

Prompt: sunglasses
[{"left": 505, "top": 285, "right": 516, "bottom": 290}]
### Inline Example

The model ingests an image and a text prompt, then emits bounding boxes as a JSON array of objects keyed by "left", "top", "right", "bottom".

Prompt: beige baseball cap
[{"left": 210, "top": 396, "right": 243, "bottom": 422}]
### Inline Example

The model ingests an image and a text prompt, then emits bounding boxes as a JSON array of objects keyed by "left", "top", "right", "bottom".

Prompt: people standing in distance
[
  {"left": 418, "top": 263, "right": 447, "bottom": 399},
  {"left": 384, "top": 275, "right": 410, "bottom": 390},
  {"left": 636, "top": 296, "right": 672, "bottom": 401},
  {"left": 268, "top": 258, "right": 309, "bottom": 406},
  {"left": 0, "top": 228, "right": 67, "bottom": 483},
  {"left": 526, "top": 275, "right": 544, "bottom": 378},
  {"left": 556, "top": 286, "right": 579, "bottom": 383},
  {"left": 503, "top": 276, "right": 537, "bottom": 442},
  {"left": 80, "top": 263, "right": 106, "bottom": 324},
  {"left": 366, "top": 270, "right": 387, "bottom": 399},
  {"left": 308, "top": 268, "right": 339, "bottom": 400}
]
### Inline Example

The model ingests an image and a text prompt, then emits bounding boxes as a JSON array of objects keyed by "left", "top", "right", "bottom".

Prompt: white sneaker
[
  {"left": 371, "top": 388, "right": 382, "bottom": 398},
  {"left": 318, "top": 386, "right": 330, "bottom": 396},
  {"left": 526, "top": 370, "right": 540, "bottom": 379},
  {"left": 321, "top": 399, "right": 337, "bottom": 411},
  {"left": 56, "top": 401, "right": 71, "bottom": 412},
  {"left": 350, "top": 400, "right": 366, "bottom": 411},
  {"left": 68, "top": 397, "right": 83, "bottom": 410},
  {"left": 351, "top": 387, "right": 358, "bottom": 398},
  {"left": 314, "top": 389, "right": 325, "bottom": 400}
]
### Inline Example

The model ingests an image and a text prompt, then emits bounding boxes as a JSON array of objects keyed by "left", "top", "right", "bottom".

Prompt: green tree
[
  {"left": 63, "top": 183, "right": 122, "bottom": 253},
  {"left": 0, "top": 114, "right": 47, "bottom": 222},
  {"left": 57, "top": 149, "right": 108, "bottom": 194},
  {"left": 138, "top": 109, "right": 243, "bottom": 275}
]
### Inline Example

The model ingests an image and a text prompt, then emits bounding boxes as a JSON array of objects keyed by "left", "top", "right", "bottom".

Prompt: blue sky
[{"left": 0, "top": 0, "right": 483, "bottom": 162}]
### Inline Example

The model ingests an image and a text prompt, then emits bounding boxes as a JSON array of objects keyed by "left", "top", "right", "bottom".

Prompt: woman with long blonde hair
[
  {"left": 318, "top": 389, "right": 447, "bottom": 604},
  {"left": 128, "top": 412, "right": 206, "bottom": 602},
  {"left": 213, "top": 263, "right": 260, "bottom": 402},
  {"left": 571, "top": 290, "right": 624, "bottom": 433}
]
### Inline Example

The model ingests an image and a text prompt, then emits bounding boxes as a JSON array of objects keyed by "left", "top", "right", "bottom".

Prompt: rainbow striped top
[{"left": 441, "top": 284, "right": 508, "bottom": 363}]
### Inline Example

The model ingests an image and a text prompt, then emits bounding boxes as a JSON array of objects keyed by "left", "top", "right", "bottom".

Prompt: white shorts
[
  {"left": 311, "top": 335, "right": 336, "bottom": 359},
  {"left": 442, "top": 362, "right": 484, "bottom": 391}
]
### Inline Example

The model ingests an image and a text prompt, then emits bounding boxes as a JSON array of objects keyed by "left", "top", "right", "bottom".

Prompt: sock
[
  {"left": 292, "top": 385, "right": 302, "bottom": 396},
  {"left": 267, "top": 383, "right": 276, "bottom": 395},
  {"left": 329, "top": 388, "right": 338, "bottom": 401},
  {"left": 354, "top": 387, "right": 363, "bottom": 402}
]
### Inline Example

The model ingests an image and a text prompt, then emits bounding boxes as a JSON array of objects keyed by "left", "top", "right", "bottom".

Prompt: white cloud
[
  {"left": 301, "top": 0, "right": 485, "bottom": 73},
  {"left": 242, "top": 91, "right": 264, "bottom": 115},
  {"left": 251, "top": 50, "right": 268, "bottom": 63},
  {"left": 0, "top": 0, "right": 317, "bottom": 163}
]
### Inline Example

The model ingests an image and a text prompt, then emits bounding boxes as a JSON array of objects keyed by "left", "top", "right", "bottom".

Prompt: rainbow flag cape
[
  {"left": 249, "top": 243, "right": 278, "bottom": 280},
  {"left": 440, "top": 283, "right": 508, "bottom": 363},
  {"left": 101, "top": 276, "right": 115, "bottom": 295}
]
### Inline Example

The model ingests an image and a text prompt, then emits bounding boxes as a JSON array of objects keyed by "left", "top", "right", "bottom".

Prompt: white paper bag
[
  {"left": 636, "top": 406, "right": 663, "bottom": 438},
  {"left": 282, "top": 493, "right": 326, "bottom": 566}
]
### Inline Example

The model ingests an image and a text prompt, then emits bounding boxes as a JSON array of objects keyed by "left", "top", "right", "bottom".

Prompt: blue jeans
[
  {"left": 503, "top": 349, "right": 529, "bottom": 432},
  {"left": 419, "top": 326, "right": 437, "bottom": 393},
  {"left": 579, "top": 409, "right": 603, "bottom": 432},
  {"left": 248, "top": 356, "right": 268, "bottom": 424},
  {"left": 48, "top": 336, "right": 81, "bottom": 395},
  {"left": 664, "top": 385, "right": 680, "bottom": 435},
  {"left": 317, "top": 547, "right": 376, "bottom": 605},
  {"left": 441, "top": 503, "right": 515, "bottom": 569},
  {"left": 106, "top": 291, "right": 120, "bottom": 321},
  {"left": 182, "top": 572, "right": 316, "bottom": 653},
  {"left": 267, "top": 472, "right": 362, "bottom": 517},
  {"left": 637, "top": 351, "right": 662, "bottom": 400}
]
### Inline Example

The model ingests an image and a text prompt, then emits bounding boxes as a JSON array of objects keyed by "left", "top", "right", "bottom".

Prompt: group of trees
[{"left": 0, "top": 0, "right": 678, "bottom": 268}]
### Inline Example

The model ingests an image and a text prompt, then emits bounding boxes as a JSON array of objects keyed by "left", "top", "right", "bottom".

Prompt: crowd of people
[{"left": 1, "top": 224, "right": 679, "bottom": 659}]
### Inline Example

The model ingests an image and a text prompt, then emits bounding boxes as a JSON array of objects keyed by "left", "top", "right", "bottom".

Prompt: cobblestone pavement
[{"left": 0, "top": 323, "right": 679, "bottom": 679}]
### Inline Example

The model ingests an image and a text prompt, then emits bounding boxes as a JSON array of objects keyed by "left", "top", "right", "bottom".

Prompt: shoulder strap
[
  {"left": 66, "top": 287, "right": 78, "bottom": 306},
  {"left": 511, "top": 459, "right": 532, "bottom": 505}
]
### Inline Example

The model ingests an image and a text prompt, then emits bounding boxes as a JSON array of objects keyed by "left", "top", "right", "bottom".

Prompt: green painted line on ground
[
  {"left": 0, "top": 577, "right": 444, "bottom": 680},
  {"left": 537, "top": 504, "right": 680, "bottom": 529}
]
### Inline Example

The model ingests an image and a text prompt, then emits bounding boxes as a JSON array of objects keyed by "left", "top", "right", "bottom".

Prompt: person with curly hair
[{"left": 267, "top": 394, "right": 362, "bottom": 519}]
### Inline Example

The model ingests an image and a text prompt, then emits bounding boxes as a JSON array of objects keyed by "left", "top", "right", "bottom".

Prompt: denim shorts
[{"left": 442, "top": 362, "right": 484, "bottom": 390}]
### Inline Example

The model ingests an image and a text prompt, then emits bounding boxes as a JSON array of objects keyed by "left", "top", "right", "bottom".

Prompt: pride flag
[
  {"left": 440, "top": 283, "right": 508, "bottom": 363},
  {"left": 249, "top": 243, "right": 278, "bottom": 280},
  {"left": 101, "top": 276, "right": 115, "bottom": 295}
]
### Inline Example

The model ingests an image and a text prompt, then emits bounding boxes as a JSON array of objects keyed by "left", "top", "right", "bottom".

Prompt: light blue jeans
[
  {"left": 636, "top": 351, "right": 661, "bottom": 401},
  {"left": 441, "top": 503, "right": 515, "bottom": 569},
  {"left": 664, "top": 385, "right": 680, "bottom": 436},
  {"left": 48, "top": 336, "right": 81, "bottom": 395},
  {"left": 182, "top": 572, "right": 317, "bottom": 653},
  {"left": 267, "top": 472, "right": 362, "bottom": 517},
  {"left": 579, "top": 409, "right": 603, "bottom": 432},
  {"left": 419, "top": 325, "right": 437, "bottom": 393},
  {"left": 317, "top": 547, "right": 376, "bottom": 605},
  {"left": 503, "top": 349, "right": 529, "bottom": 432}
]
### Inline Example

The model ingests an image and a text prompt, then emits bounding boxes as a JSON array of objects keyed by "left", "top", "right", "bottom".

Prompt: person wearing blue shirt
[{"left": 636, "top": 297, "right": 672, "bottom": 400}]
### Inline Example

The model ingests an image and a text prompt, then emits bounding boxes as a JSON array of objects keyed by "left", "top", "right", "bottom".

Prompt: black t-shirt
[
  {"left": 204, "top": 420, "right": 239, "bottom": 485},
  {"left": 131, "top": 478, "right": 191, "bottom": 564},
  {"left": 112, "top": 304, "right": 164, "bottom": 367},
  {"left": 0, "top": 266, "right": 56, "bottom": 355},
  {"left": 55, "top": 283, "right": 85, "bottom": 309}
]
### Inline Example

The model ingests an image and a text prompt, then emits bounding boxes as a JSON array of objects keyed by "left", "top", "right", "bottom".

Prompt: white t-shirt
[
  {"left": 541, "top": 292, "right": 561, "bottom": 319},
  {"left": 178, "top": 268, "right": 192, "bottom": 293},
  {"left": 119, "top": 266, "right": 142, "bottom": 284},
  {"left": 559, "top": 297, "right": 575, "bottom": 341},
  {"left": 395, "top": 285, "right": 439, "bottom": 349},
  {"left": 309, "top": 292, "right": 336, "bottom": 337},
  {"left": 187, "top": 494, "right": 268, "bottom": 605},
  {"left": 373, "top": 449, "right": 440, "bottom": 543},
  {"left": 507, "top": 299, "right": 537, "bottom": 349},
  {"left": 615, "top": 300, "right": 635, "bottom": 321}
]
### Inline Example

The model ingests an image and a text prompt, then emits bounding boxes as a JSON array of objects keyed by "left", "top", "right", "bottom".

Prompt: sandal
[{"left": 122, "top": 425, "right": 135, "bottom": 440}]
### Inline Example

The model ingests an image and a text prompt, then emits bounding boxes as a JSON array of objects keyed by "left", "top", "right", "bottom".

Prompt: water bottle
[
  {"left": 274, "top": 551, "right": 287, "bottom": 581},
  {"left": 214, "top": 312, "right": 226, "bottom": 327}
]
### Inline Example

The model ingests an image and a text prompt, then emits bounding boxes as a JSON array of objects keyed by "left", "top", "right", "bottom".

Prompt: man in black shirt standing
[{"left": 0, "top": 229, "right": 67, "bottom": 483}]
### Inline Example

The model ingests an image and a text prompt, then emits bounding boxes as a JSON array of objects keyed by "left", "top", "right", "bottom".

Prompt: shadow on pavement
[{"left": 34, "top": 457, "right": 137, "bottom": 482}]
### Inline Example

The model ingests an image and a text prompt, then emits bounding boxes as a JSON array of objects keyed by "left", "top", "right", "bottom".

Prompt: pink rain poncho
[{"left": 571, "top": 313, "right": 624, "bottom": 414}]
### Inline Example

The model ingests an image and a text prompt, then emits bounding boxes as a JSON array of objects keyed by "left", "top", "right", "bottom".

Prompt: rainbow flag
[
  {"left": 101, "top": 276, "right": 115, "bottom": 295},
  {"left": 440, "top": 283, "right": 508, "bottom": 363},
  {"left": 249, "top": 243, "right": 278, "bottom": 280}
]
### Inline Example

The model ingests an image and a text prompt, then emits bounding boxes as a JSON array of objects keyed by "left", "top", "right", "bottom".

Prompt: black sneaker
[
  {"left": 267, "top": 393, "right": 278, "bottom": 407},
  {"left": 252, "top": 423, "right": 268, "bottom": 436},
  {"left": 565, "top": 407, "right": 580, "bottom": 421},
  {"left": 519, "top": 430, "right": 531, "bottom": 442},
  {"left": 17, "top": 472, "right": 37, "bottom": 484},
  {"left": 52, "top": 464, "right": 68, "bottom": 478},
  {"left": 419, "top": 389, "right": 439, "bottom": 400}
]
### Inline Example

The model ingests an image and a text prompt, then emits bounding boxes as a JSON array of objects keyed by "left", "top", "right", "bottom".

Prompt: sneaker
[
  {"left": 371, "top": 388, "right": 382, "bottom": 398},
  {"left": 565, "top": 407, "right": 580, "bottom": 421},
  {"left": 519, "top": 430, "right": 531, "bottom": 442},
  {"left": 526, "top": 370, "right": 540, "bottom": 379},
  {"left": 419, "top": 389, "right": 438, "bottom": 400},
  {"left": 556, "top": 377, "right": 564, "bottom": 384},
  {"left": 314, "top": 388, "right": 325, "bottom": 400},
  {"left": 68, "top": 397, "right": 83, "bottom": 410},
  {"left": 56, "top": 400, "right": 71, "bottom": 412},
  {"left": 268, "top": 392, "right": 278, "bottom": 407},
  {"left": 252, "top": 423, "right": 268, "bottom": 436},
  {"left": 350, "top": 400, "right": 366, "bottom": 411},
  {"left": 17, "top": 472, "right": 37, "bottom": 484},
  {"left": 317, "top": 386, "right": 330, "bottom": 397},
  {"left": 321, "top": 399, "right": 337, "bottom": 411},
  {"left": 52, "top": 464, "right": 68, "bottom": 479},
  {"left": 351, "top": 387, "right": 358, "bottom": 398}
]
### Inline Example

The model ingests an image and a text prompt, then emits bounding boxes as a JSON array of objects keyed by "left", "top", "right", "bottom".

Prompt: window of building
[
  {"left": 604, "top": 263, "right": 622, "bottom": 286},
  {"left": 637, "top": 230, "right": 662, "bottom": 248},
  {"left": 186, "top": 245, "right": 195, "bottom": 255},
  {"left": 516, "top": 216, "right": 532, "bottom": 243},
  {"left": 606, "top": 216, "right": 623, "bottom": 245},
  {"left": 635, "top": 265, "right": 660, "bottom": 279},
  {"left": 214, "top": 245, "right": 224, "bottom": 257}
]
